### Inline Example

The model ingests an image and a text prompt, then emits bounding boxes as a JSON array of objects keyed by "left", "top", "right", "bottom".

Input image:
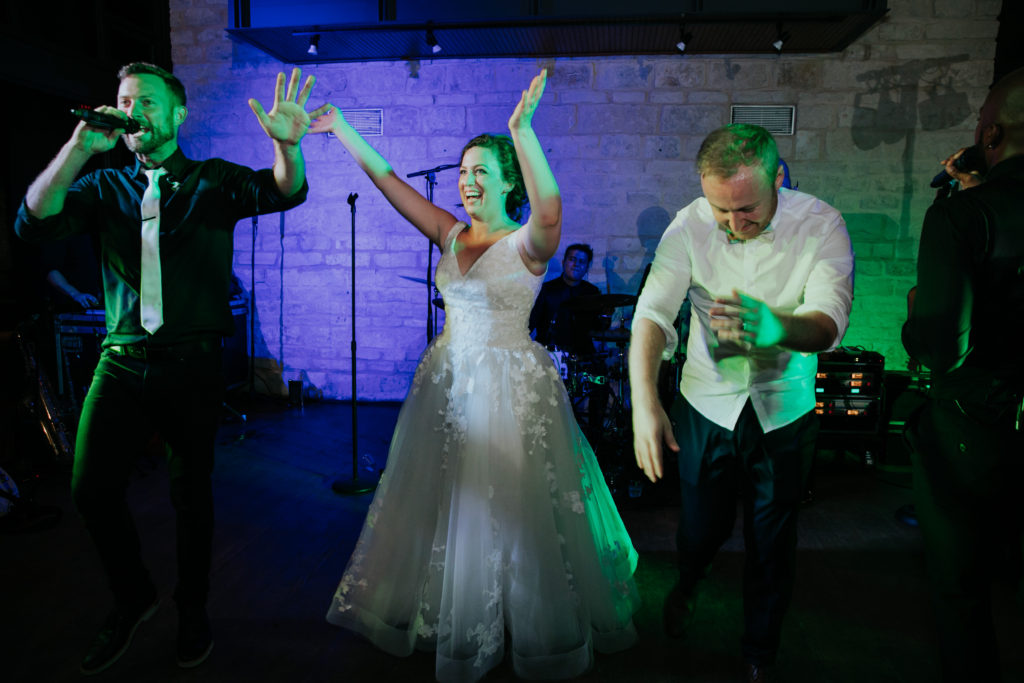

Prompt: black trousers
[
  {"left": 71, "top": 346, "right": 224, "bottom": 613},
  {"left": 909, "top": 397, "right": 1024, "bottom": 683},
  {"left": 670, "top": 396, "right": 816, "bottom": 666}
]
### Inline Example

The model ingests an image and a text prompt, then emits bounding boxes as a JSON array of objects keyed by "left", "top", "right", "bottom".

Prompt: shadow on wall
[
  {"left": 851, "top": 55, "right": 973, "bottom": 237},
  {"left": 603, "top": 205, "right": 672, "bottom": 301},
  {"left": 235, "top": 210, "right": 326, "bottom": 403}
]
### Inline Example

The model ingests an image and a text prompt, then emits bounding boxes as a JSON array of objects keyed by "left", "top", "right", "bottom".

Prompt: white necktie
[{"left": 140, "top": 167, "right": 166, "bottom": 334}]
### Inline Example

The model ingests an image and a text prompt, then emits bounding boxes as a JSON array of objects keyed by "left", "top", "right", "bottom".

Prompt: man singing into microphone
[{"left": 14, "top": 62, "right": 319, "bottom": 675}]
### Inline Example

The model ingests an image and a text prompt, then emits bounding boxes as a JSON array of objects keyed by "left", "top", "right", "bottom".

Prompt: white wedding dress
[{"left": 326, "top": 223, "right": 640, "bottom": 682}]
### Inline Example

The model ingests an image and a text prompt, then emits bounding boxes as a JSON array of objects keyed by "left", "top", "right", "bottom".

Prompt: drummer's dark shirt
[{"left": 529, "top": 278, "right": 606, "bottom": 356}]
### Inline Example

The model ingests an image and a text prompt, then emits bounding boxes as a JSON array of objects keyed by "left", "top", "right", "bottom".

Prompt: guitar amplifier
[
  {"left": 54, "top": 300, "right": 249, "bottom": 411},
  {"left": 814, "top": 348, "right": 884, "bottom": 434}
]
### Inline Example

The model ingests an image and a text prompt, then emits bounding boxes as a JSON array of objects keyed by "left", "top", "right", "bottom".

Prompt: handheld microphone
[
  {"left": 930, "top": 144, "right": 986, "bottom": 188},
  {"left": 70, "top": 108, "right": 141, "bottom": 134},
  {"left": 929, "top": 169, "right": 956, "bottom": 188}
]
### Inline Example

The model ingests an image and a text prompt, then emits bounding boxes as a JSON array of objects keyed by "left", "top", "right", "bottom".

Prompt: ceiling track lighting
[
  {"left": 675, "top": 25, "right": 692, "bottom": 54},
  {"left": 426, "top": 26, "right": 441, "bottom": 55},
  {"left": 772, "top": 23, "right": 790, "bottom": 54}
]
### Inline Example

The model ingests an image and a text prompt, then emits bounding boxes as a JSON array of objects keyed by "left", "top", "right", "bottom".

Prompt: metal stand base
[{"left": 331, "top": 476, "right": 377, "bottom": 496}]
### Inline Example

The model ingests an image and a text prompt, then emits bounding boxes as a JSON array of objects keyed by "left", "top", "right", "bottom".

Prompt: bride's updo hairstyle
[{"left": 461, "top": 134, "right": 528, "bottom": 222}]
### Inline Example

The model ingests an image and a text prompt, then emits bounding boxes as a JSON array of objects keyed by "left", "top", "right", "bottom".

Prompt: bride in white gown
[{"left": 311, "top": 69, "right": 640, "bottom": 682}]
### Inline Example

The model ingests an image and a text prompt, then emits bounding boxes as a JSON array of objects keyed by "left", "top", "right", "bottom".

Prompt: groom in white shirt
[{"left": 629, "top": 123, "right": 854, "bottom": 683}]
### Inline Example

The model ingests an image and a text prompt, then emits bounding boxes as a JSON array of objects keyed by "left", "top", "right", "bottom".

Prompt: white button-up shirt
[{"left": 634, "top": 188, "right": 855, "bottom": 432}]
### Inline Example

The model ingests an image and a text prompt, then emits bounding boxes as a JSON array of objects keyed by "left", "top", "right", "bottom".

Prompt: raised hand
[
  {"left": 308, "top": 104, "right": 344, "bottom": 135},
  {"left": 508, "top": 69, "right": 547, "bottom": 132},
  {"left": 248, "top": 68, "right": 317, "bottom": 145}
]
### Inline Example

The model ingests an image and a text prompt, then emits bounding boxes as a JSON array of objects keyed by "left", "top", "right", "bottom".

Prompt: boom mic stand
[
  {"left": 407, "top": 163, "right": 458, "bottom": 343},
  {"left": 332, "top": 193, "right": 377, "bottom": 496}
]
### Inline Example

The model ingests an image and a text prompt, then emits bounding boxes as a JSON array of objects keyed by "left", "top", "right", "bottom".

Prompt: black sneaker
[
  {"left": 177, "top": 607, "right": 213, "bottom": 668},
  {"left": 80, "top": 599, "right": 159, "bottom": 676}
]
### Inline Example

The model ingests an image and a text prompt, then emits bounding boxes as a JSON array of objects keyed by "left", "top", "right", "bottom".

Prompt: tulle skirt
[{"left": 326, "top": 334, "right": 640, "bottom": 682}]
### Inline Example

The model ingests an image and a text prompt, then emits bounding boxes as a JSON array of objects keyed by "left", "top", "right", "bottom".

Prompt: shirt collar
[
  {"left": 131, "top": 148, "right": 192, "bottom": 184},
  {"left": 724, "top": 223, "right": 774, "bottom": 245}
]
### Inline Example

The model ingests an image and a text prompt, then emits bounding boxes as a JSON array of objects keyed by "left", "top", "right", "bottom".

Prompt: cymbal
[
  {"left": 399, "top": 275, "right": 430, "bottom": 285},
  {"left": 561, "top": 293, "right": 637, "bottom": 312},
  {"left": 592, "top": 328, "right": 630, "bottom": 342}
]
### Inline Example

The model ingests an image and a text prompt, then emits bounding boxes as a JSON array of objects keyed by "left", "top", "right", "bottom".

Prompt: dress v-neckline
[{"left": 453, "top": 224, "right": 516, "bottom": 277}]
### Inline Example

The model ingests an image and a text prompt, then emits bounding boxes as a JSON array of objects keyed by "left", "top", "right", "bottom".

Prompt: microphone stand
[
  {"left": 407, "top": 163, "right": 458, "bottom": 343},
  {"left": 249, "top": 215, "right": 257, "bottom": 398},
  {"left": 332, "top": 193, "right": 377, "bottom": 496}
]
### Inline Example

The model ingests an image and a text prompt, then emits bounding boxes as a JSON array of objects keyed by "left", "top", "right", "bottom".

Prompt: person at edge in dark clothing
[
  {"left": 903, "top": 66, "right": 1024, "bottom": 683},
  {"left": 14, "top": 62, "right": 321, "bottom": 676}
]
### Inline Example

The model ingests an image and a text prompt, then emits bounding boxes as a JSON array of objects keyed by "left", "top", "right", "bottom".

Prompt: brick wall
[{"left": 168, "top": 0, "right": 1000, "bottom": 400}]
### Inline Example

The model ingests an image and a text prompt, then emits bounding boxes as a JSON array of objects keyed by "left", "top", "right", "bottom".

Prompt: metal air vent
[
  {"left": 339, "top": 108, "right": 384, "bottom": 136},
  {"left": 731, "top": 105, "right": 796, "bottom": 135}
]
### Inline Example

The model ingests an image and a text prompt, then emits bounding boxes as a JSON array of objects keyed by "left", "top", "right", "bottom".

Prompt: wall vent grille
[
  {"left": 731, "top": 105, "right": 796, "bottom": 136},
  {"left": 339, "top": 108, "right": 384, "bottom": 136}
]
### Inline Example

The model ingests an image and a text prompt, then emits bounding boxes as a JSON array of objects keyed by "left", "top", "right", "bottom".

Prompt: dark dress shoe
[
  {"left": 80, "top": 598, "right": 159, "bottom": 676},
  {"left": 662, "top": 583, "right": 698, "bottom": 638},
  {"left": 177, "top": 606, "right": 213, "bottom": 668}
]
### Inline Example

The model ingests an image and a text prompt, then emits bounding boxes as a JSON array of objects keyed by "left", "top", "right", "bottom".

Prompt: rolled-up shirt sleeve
[
  {"left": 634, "top": 214, "right": 692, "bottom": 360},
  {"left": 792, "top": 210, "right": 855, "bottom": 351},
  {"left": 14, "top": 177, "right": 99, "bottom": 243}
]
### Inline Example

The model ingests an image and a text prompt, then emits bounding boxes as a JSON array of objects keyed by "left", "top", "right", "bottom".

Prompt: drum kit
[{"left": 543, "top": 293, "right": 637, "bottom": 454}]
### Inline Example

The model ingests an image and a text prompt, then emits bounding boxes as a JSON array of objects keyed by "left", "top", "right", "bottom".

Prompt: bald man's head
[{"left": 978, "top": 66, "right": 1024, "bottom": 164}]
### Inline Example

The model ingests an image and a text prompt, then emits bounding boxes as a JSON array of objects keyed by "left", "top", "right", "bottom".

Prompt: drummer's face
[{"left": 562, "top": 248, "right": 591, "bottom": 285}]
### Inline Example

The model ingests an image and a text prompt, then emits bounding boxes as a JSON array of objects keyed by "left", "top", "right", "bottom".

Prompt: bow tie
[{"left": 725, "top": 224, "right": 774, "bottom": 245}]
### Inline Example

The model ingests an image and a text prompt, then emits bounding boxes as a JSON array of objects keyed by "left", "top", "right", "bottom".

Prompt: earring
[{"left": 985, "top": 124, "right": 1003, "bottom": 150}]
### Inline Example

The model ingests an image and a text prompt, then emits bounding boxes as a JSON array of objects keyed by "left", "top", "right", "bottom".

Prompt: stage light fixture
[
  {"left": 307, "top": 34, "right": 320, "bottom": 56},
  {"left": 426, "top": 28, "right": 442, "bottom": 54},
  {"left": 675, "top": 26, "right": 692, "bottom": 54},
  {"left": 772, "top": 24, "right": 790, "bottom": 54}
]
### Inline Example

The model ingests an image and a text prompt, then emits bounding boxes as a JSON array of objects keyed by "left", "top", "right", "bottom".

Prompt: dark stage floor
[{"left": 1, "top": 397, "right": 1021, "bottom": 683}]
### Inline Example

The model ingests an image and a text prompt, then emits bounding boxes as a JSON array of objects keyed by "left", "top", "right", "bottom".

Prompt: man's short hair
[
  {"left": 564, "top": 243, "right": 594, "bottom": 265},
  {"left": 696, "top": 123, "right": 779, "bottom": 184},
  {"left": 117, "top": 62, "right": 187, "bottom": 107}
]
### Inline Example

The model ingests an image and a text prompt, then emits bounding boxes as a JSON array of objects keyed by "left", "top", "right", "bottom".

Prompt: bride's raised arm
[
  {"left": 309, "top": 104, "right": 458, "bottom": 247},
  {"left": 508, "top": 69, "right": 562, "bottom": 266}
]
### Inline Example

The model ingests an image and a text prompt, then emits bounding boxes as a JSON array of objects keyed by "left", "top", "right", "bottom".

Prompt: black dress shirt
[
  {"left": 15, "top": 148, "right": 307, "bottom": 347},
  {"left": 902, "top": 155, "right": 1024, "bottom": 405}
]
